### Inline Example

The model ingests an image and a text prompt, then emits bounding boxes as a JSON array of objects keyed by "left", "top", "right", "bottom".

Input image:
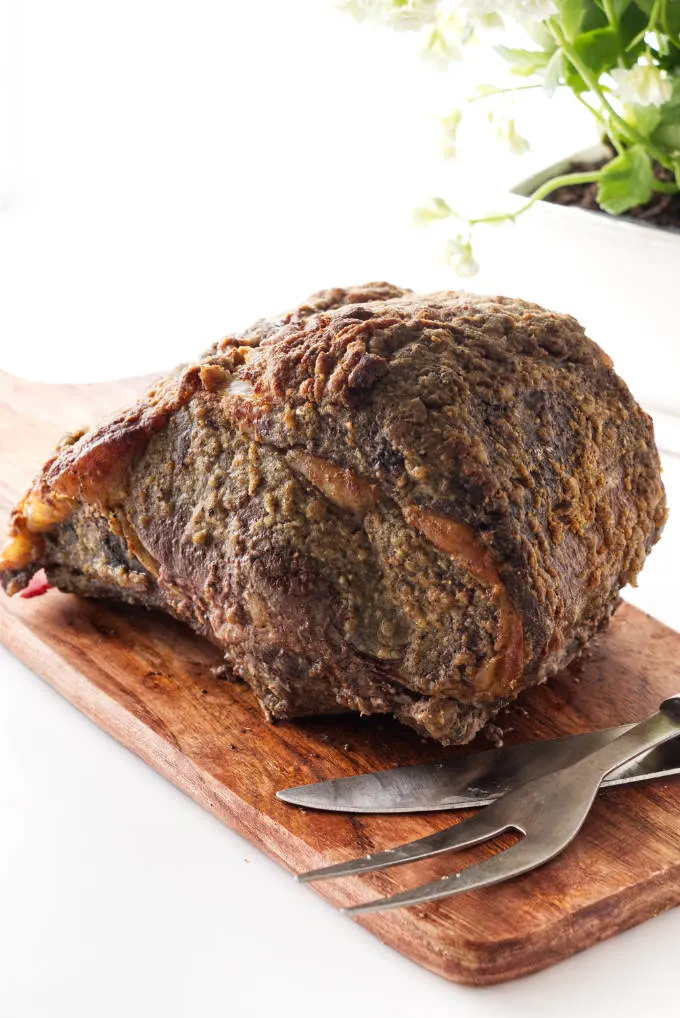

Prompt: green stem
[
  {"left": 468, "top": 84, "right": 546, "bottom": 104},
  {"left": 468, "top": 170, "right": 602, "bottom": 227},
  {"left": 574, "top": 91, "right": 623, "bottom": 154},
  {"left": 652, "top": 179, "right": 680, "bottom": 194},
  {"left": 602, "top": 0, "right": 618, "bottom": 25}
]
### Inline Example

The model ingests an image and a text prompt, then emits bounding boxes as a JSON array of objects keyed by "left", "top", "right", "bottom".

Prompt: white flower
[
  {"left": 422, "top": 24, "right": 462, "bottom": 69},
  {"left": 462, "top": 0, "right": 556, "bottom": 22},
  {"left": 511, "top": 0, "right": 558, "bottom": 21},
  {"left": 439, "top": 108, "right": 463, "bottom": 158},
  {"left": 445, "top": 235, "right": 479, "bottom": 277},
  {"left": 461, "top": 0, "right": 498, "bottom": 12},
  {"left": 338, "top": 0, "right": 439, "bottom": 31},
  {"left": 492, "top": 115, "right": 530, "bottom": 155},
  {"left": 610, "top": 64, "right": 673, "bottom": 108},
  {"left": 543, "top": 47, "right": 564, "bottom": 97},
  {"left": 413, "top": 196, "right": 453, "bottom": 225},
  {"left": 470, "top": 10, "right": 505, "bottom": 29}
]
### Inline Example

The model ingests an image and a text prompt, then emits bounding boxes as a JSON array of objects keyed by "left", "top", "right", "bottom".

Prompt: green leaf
[
  {"left": 660, "top": 77, "right": 680, "bottom": 113},
  {"left": 653, "top": 122, "right": 680, "bottom": 153},
  {"left": 664, "top": 1, "right": 680, "bottom": 38},
  {"left": 619, "top": 2, "right": 649, "bottom": 59},
  {"left": 495, "top": 46, "right": 553, "bottom": 77},
  {"left": 658, "top": 47, "right": 680, "bottom": 73},
  {"left": 627, "top": 103, "right": 662, "bottom": 137},
  {"left": 557, "top": 0, "right": 585, "bottom": 41},
  {"left": 654, "top": 78, "right": 680, "bottom": 140},
  {"left": 572, "top": 27, "right": 620, "bottom": 75},
  {"left": 581, "top": 2, "right": 609, "bottom": 32},
  {"left": 651, "top": 81, "right": 680, "bottom": 153},
  {"left": 562, "top": 27, "right": 620, "bottom": 93},
  {"left": 596, "top": 145, "right": 654, "bottom": 214},
  {"left": 673, "top": 158, "right": 680, "bottom": 190}
]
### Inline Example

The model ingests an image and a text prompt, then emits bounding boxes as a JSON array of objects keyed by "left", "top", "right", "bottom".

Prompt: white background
[
  {"left": 0, "top": 0, "right": 596, "bottom": 384},
  {"left": 1, "top": 2, "right": 679, "bottom": 1015}
]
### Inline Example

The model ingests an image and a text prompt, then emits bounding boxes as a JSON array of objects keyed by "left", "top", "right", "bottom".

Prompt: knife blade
[{"left": 277, "top": 725, "right": 680, "bottom": 813}]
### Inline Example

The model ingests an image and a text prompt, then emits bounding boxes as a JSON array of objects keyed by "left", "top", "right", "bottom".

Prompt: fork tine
[
  {"left": 297, "top": 809, "right": 514, "bottom": 884},
  {"left": 345, "top": 836, "right": 548, "bottom": 916}
]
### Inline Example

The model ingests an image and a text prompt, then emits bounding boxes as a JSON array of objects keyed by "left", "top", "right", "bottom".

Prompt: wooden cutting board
[{"left": 2, "top": 369, "right": 680, "bottom": 987}]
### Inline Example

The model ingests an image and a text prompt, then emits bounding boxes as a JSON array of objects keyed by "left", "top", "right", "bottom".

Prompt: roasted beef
[{"left": 0, "top": 284, "right": 667, "bottom": 744}]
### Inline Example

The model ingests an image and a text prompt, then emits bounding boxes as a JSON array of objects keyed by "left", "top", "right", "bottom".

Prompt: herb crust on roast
[{"left": 0, "top": 284, "right": 667, "bottom": 744}]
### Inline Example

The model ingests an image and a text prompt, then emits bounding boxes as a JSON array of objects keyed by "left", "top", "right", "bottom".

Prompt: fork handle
[
  {"left": 581, "top": 704, "right": 680, "bottom": 783},
  {"left": 661, "top": 695, "right": 680, "bottom": 720}
]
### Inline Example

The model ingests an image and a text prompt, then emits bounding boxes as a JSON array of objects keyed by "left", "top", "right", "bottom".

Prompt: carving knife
[{"left": 277, "top": 724, "right": 680, "bottom": 813}]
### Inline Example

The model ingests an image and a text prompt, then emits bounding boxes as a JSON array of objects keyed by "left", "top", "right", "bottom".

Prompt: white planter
[{"left": 466, "top": 149, "right": 680, "bottom": 428}]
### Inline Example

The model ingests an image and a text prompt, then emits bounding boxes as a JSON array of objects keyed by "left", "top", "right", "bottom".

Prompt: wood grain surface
[{"left": 1, "top": 369, "right": 680, "bottom": 986}]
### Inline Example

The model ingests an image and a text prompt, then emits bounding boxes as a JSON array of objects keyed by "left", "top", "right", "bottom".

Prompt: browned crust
[{"left": 0, "top": 282, "right": 667, "bottom": 743}]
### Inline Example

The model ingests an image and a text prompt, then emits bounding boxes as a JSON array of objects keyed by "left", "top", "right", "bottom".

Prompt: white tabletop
[
  {"left": 2, "top": 2, "right": 679, "bottom": 1014},
  {"left": 1, "top": 458, "right": 678, "bottom": 1017}
]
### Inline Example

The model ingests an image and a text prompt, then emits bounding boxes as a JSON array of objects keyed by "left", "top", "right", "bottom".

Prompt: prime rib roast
[{"left": 0, "top": 283, "right": 667, "bottom": 745}]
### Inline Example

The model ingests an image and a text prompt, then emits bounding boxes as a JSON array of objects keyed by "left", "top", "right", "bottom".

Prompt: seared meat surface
[{"left": 0, "top": 284, "right": 667, "bottom": 744}]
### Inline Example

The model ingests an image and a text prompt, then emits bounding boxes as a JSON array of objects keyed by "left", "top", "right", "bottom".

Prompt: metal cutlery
[
  {"left": 278, "top": 723, "right": 680, "bottom": 814},
  {"left": 296, "top": 696, "right": 680, "bottom": 915}
]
